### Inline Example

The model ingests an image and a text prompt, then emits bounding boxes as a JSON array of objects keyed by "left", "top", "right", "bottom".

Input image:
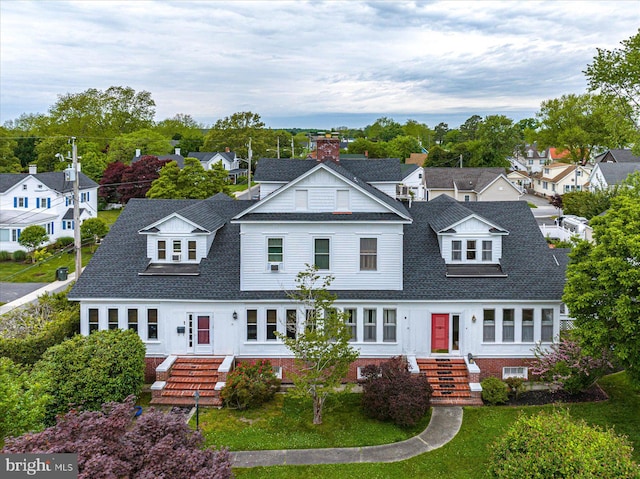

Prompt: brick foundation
[
  {"left": 145, "top": 356, "right": 166, "bottom": 383},
  {"left": 474, "top": 357, "right": 534, "bottom": 381}
]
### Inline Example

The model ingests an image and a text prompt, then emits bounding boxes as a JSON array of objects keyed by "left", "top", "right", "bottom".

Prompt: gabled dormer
[
  {"left": 429, "top": 197, "right": 508, "bottom": 277},
  {"left": 137, "top": 195, "right": 230, "bottom": 275}
]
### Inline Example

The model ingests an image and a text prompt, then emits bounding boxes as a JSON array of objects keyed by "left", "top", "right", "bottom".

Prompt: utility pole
[
  {"left": 247, "top": 138, "right": 252, "bottom": 187},
  {"left": 72, "top": 137, "right": 82, "bottom": 279},
  {"left": 277, "top": 136, "right": 280, "bottom": 159},
  {"left": 291, "top": 137, "right": 295, "bottom": 158}
]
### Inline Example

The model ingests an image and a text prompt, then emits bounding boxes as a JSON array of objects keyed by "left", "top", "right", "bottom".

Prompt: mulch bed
[{"left": 505, "top": 383, "right": 608, "bottom": 406}]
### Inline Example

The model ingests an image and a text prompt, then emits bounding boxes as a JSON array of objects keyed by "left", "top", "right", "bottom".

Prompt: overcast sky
[{"left": 1, "top": 1, "right": 639, "bottom": 130}]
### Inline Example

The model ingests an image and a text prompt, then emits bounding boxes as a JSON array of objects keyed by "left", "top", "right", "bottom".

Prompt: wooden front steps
[
  {"left": 417, "top": 358, "right": 483, "bottom": 406},
  {"left": 151, "top": 357, "right": 224, "bottom": 407}
]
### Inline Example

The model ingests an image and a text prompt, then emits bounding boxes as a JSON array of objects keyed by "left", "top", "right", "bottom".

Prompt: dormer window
[
  {"left": 452, "top": 241, "right": 462, "bottom": 261},
  {"left": 466, "top": 241, "right": 476, "bottom": 260},
  {"left": 482, "top": 240, "right": 492, "bottom": 261},
  {"left": 188, "top": 241, "right": 197, "bottom": 260},
  {"left": 158, "top": 240, "right": 166, "bottom": 260},
  {"left": 527, "top": 149, "right": 534, "bottom": 158},
  {"left": 172, "top": 240, "right": 182, "bottom": 261}
]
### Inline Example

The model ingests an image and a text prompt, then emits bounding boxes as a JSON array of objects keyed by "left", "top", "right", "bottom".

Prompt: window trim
[
  {"left": 108, "top": 308, "right": 119, "bottom": 330},
  {"left": 246, "top": 309, "right": 258, "bottom": 341},
  {"left": 483, "top": 309, "right": 495, "bottom": 343},
  {"left": 147, "top": 309, "right": 158, "bottom": 340},
  {"left": 359, "top": 238, "right": 377, "bottom": 271},
  {"left": 314, "top": 238, "right": 330, "bottom": 270},
  {"left": 268, "top": 237, "right": 283, "bottom": 263},
  {"left": 266, "top": 309, "right": 278, "bottom": 341},
  {"left": 383, "top": 309, "right": 396, "bottom": 342},
  {"left": 363, "top": 308, "right": 377, "bottom": 342}
]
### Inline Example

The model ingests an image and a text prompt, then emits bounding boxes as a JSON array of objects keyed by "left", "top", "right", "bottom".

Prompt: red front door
[{"left": 431, "top": 314, "right": 449, "bottom": 353}]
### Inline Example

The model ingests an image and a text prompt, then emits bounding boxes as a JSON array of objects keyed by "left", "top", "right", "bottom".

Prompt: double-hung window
[
  {"left": 173, "top": 240, "right": 181, "bottom": 259},
  {"left": 452, "top": 240, "right": 462, "bottom": 261},
  {"left": 266, "top": 310, "right": 277, "bottom": 340},
  {"left": 383, "top": 309, "right": 396, "bottom": 342},
  {"left": 483, "top": 309, "right": 495, "bottom": 342},
  {"left": 268, "top": 238, "right": 283, "bottom": 262},
  {"left": 360, "top": 238, "right": 377, "bottom": 271},
  {"left": 541, "top": 308, "right": 554, "bottom": 341},
  {"left": 466, "top": 240, "right": 477, "bottom": 260},
  {"left": 344, "top": 308, "right": 357, "bottom": 341},
  {"left": 128, "top": 309, "right": 138, "bottom": 332},
  {"left": 246, "top": 310, "right": 257, "bottom": 341},
  {"left": 147, "top": 309, "right": 158, "bottom": 340},
  {"left": 188, "top": 241, "right": 197, "bottom": 260},
  {"left": 364, "top": 309, "right": 376, "bottom": 342},
  {"left": 286, "top": 309, "right": 297, "bottom": 339},
  {"left": 314, "top": 238, "right": 330, "bottom": 270},
  {"left": 522, "top": 309, "right": 534, "bottom": 342},
  {"left": 158, "top": 240, "right": 166, "bottom": 260},
  {"left": 88, "top": 308, "right": 99, "bottom": 333},
  {"left": 482, "top": 241, "right": 492, "bottom": 261},
  {"left": 502, "top": 309, "right": 514, "bottom": 342},
  {"left": 108, "top": 309, "right": 119, "bottom": 330}
]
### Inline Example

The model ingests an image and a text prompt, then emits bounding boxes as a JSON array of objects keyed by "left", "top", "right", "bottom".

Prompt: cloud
[{"left": 1, "top": 0, "right": 638, "bottom": 128}]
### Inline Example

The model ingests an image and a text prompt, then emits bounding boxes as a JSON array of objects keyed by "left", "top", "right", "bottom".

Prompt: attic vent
[{"left": 172, "top": 254, "right": 181, "bottom": 262}]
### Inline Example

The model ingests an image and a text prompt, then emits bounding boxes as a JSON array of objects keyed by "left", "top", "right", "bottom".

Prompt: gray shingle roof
[
  {"left": 424, "top": 167, "right": 506, "bottom": 191},
  {"left": 0, "top": 172, "right": 98, "bottom": 193},
  {"left": 254, "top": 158, "right": 404, "bottom": 183},
  {"left": 70, "top": 194, "right": 566, "bottom": 302},
  {"left": 595, "top": 149, "right": 640, "bottom": 163},
  {"left": 597, "top": 162, "right": 640, "bottom": 185}
]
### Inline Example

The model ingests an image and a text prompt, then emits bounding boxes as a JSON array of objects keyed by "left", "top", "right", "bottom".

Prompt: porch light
[
  {"left": 472, "top": 315, "right": 477, "bottom": 323},
  {"left": 232, "top": 311, "right": 238, "bottom": 320}
]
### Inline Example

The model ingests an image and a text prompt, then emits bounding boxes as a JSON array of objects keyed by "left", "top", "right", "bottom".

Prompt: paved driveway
[
  {"left": 0, "top": 282, "right": 48, "bottom": 304},
  {"left": 521, "top": 193, "right": 559, "bottom": 219}
]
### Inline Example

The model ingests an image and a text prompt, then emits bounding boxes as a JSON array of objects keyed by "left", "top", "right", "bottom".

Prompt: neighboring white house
[
  {"left": 424, "top": 168, "right": 523, "bottom": 201},
  {"left": 397, "top": 164, "right": 426, "bottom": 201},
  {"left": 589, "top": 162, "right": 640, "bottom": 191},
  {"left": 531, "top": 163, "right": 592, "bottom": 197},
  {"left": 0, "top": 166, "right": 99, "bottom": 252},
  {"left": 70, "top": 154, "right": 567, "bottom": 405}
]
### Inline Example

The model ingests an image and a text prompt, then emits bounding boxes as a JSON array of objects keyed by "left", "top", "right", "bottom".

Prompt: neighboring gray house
[
  {"left": 594, "top": 149, "right": 640, "bottom": 163},
  {"left": 424, "top": 167, "right": 523, "bottom": 201}
]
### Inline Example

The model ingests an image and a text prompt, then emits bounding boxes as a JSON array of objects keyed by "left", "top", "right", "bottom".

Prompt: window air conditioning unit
[
  {"left": 172, "top": 254, "right": 181, "bottom": 262},
  {"left": 269, "top": 262, "right": 280, "bottom": 272}
]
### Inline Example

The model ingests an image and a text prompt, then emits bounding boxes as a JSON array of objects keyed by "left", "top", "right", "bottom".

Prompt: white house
[
  {"left": 531, "top": 163, "right": 592, "bottom": 197},
  {"left": 0, "top": 166, "right": 99, "bottom": 252},
  {"left": 589, "top": 162, "right": 640, "bottom": 191},
  {"left": 397, "top": 164, "right": 426, "bottom": 201},
  {"left": 70, "top": 156, "right": 567, "bottom": 406}
]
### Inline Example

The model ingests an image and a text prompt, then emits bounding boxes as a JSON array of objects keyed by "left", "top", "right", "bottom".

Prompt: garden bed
[{"left": 506, "top": 383, "right": 608, "bottom": 406}]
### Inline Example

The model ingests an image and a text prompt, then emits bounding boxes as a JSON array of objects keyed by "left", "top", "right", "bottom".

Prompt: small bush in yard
[
  {"left": 221, "top": 360, "right": 280, "bottom": 410},
  {"left": 12, "top": 250, "right": 26, "bottom": 262},
  {"left": 481, "top": 377, "right": 509, "bottom": 405},
  {"left": 504, "top": 376, "right": 525, "bottom": 399},
  {"left": 488, "top": 410, "right": 639, "bottom": 478},
  {"left": 0, "top": 250, "right": 10, "bottom": 261},
  {"left": 1, "top": 396, "right": 233, "bottom": 479},
  {"left": 360, "top": 356, "right": 432, "bottom": 427}
]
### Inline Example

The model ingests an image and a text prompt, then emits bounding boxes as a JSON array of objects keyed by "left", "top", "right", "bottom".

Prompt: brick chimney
[
  {"left": 225, "top": 147, "right": 230, "bottom": 153},
  {"left": 316, "top": 134, "right": 340, "bottom": 163}
]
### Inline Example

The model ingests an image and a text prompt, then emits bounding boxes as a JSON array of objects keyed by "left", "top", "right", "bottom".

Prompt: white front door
[{"left": 188, "top": 313, "right": 213, "bottom": 354}]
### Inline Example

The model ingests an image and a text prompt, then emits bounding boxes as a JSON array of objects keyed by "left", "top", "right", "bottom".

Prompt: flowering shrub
[
  {"left": 531, "top": 337, "right": 612, "bottom": 394},
  {"left": 221, "top": 360, "right": 280, "bottom": 410},
  {"left": 360, "top": 356, "right": 432, "bottom": 427},
  {"left": 1, "top": 396, "right": 233, "bottom": 479}
]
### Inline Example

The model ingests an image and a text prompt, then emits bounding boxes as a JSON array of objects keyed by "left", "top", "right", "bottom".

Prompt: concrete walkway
[{"left": 230, "top": 406, "right": 462, "bottom": 468}]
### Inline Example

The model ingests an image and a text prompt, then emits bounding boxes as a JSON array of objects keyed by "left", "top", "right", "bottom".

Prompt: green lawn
[
  {"left": 97, "top": 208, "right": 122, "bottom": 227},
  {"left": 196, "top": 393, "right": 430, "bottom": 451},
  {"left": 220, "top": 373, "right": 639, "bottom": 479}
]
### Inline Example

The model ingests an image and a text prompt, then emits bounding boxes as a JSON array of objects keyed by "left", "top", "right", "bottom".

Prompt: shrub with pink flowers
[
  {"left": 221, "top": 360, "right": 281, "bottom": 410},
  {"left": 531, "top": 337, "right": 612, "bottom": 394}
]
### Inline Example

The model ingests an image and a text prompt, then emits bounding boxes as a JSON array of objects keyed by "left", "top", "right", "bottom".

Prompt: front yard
[{"left": 193, "top": 372, "right": 639, "bottom": 479}]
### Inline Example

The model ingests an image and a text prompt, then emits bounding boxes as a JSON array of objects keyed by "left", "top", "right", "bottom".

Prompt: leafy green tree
[
  {"left": 79, "top": 150, "right": 108, "bottom": 182},
  {"left": 561, "top": 189, "right": 613, "bottom": 219},
  {"left": 14, "top": 136, "right": 38, "bottom": 169},
  {"left": 0, "top": 358, "right": 48, "bottom": 439},
  {"left": 471, "top": 115, "right": 519, "bottom": 167},
  {"left": 585, "top": 29, "right": 640, "bottom": 145},
  {"left": 203, "top": 111, "right": 270, "bottom": 160},
  {"left": 276, "top": 266, "right": 359, "bottom": 425},
  {"left": 563, "top": 172, "right": 640, "bottom": 383},
  {"left": 386, "top": 135, "right": 421, "bottom": 161},
  {"left": 80, "top": 217, "right": 109, "bottom": 252},
  {"left": 0, "top": 126, "right": 21, "bottom": 173},
  {"left": 147, "top": 158, "right": 230, "bottom": 199},
  {"left": 347, "top": 137, "right": 388, "bottom": 158},
  {"left": 536, "top": 93, "right": 636, "bottom": 163},
  {"left": 34, "top": 329, "right": 145, "bottom": 423},
  {"left": 402, "top": 119, "right": 432, "bottom": 147},
  {"left": 18, "top": 225, "right": 49, "bottom": 263},
  {"left": 176, "top": 130, "right": 204, "bottom": 154},
  {"left": 488, "top": 410, "right": 638, "bottom": 478},
  {"left": 434, "top": 122, "right": 449, "bottom": 144},
  {"left": 424, "top": 144, "right": 456, "bottom": 167},
  {"left": 154, "top": 113, "right": 202, "bottom": 140},
  {"left": 107, "top": 129, "right": 172, "bottom": 164},
  {"left": 459, "top": 115, "right": 483, "bottom": 142},
  {"left": 365, "top": 117, "right": 403, "bottom": 142}
]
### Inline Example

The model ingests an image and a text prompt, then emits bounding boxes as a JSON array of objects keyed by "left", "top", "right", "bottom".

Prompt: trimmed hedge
[{"left": 481, "top": 377, "right": 509, "bottom": 405}]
